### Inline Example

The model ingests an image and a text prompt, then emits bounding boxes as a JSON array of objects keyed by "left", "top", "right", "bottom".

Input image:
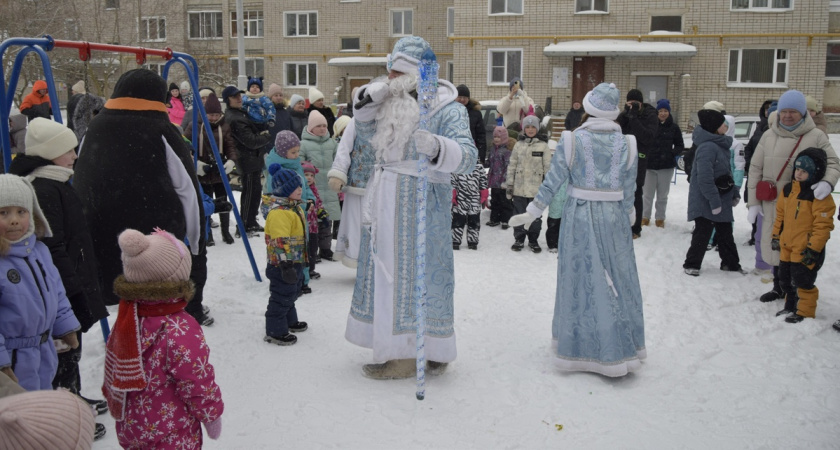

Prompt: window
[
  {"left": 189, "top": 11, "right": 223, "bottom": 39},
  {"left": 341, "top": 37, "right": 360, "bottom": 52},
  {"left": 231, "top": 11, "right": 263, "bottom": 38},
  {"left": 140, "top": 17, "right": 166, "bottom": 42},
  {"left": 105, "top": 0, "right": 119, "bottom": 9},
  {"left": 488, "top": 49, "right": 522, "bottom": 85},
  {"left": 285, "top": 62, "right": 317, "bottom": 87},
  {"left": 285, "top": 11, "right": 318, "bottom": 37},
  {"left": 447, "top": 61, "right": 455, "bottom": 83},
  {"left": 731, "top": 0, "right": 792, "bottom": 11},
  {"left": 728, "top": 48, "right": 788, "bottom": 86},
  {"left": 576, "top": 0, "right": 608, "bottom": 13},
  {"left": 447, "top": 7, "right": 455, "bottom": 36},
  {"left": 650, "top": 16, "right": 682, "bottom": 33},
  {"left": 827, "top": 43, "right": 840, "bottom": 78},
  {"left": 230, "top": 58, "right": 265, "bottom": 78},
  {"left": 489, "top": 0, "right": 523, "bottom": 15},
  {"left": 391, "top": 10, "right": 413, "bottom": 36}
]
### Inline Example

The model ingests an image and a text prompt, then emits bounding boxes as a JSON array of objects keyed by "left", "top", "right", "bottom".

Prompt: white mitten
[
  {"left": 747, "top": 205, "right": 761, "bottom": 224},
  {"left": 628, "top": 209, "right": 636, "bottom": 227},
  {"left": 197, "top": 161, "right": 209, "bottom": 177},
  {"left": 509, "top": 212, "right": 536, "bottom": 228},
  {"left": 413, "top": 130, "right": 440, "bottom": 159},
  {"left": 811, "top": 180, "right": 833, "bottom": 200},
  {"left": 329, "top": 177, "right": 345, "bottom": 193},
  {"left": 360, "top": 81, "right": 390, "bottom": 106},
  {"left": 711, "top": 207, "right": 722, "bottom": 215},
  {"left": 224, "top": 160, "right": 235, "bottom": 174}
]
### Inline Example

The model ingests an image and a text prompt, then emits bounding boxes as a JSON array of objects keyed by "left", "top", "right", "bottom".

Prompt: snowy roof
[
  {"left": 327, "top": 57, "right": 388, "bottom": 67},
  {"left": 543, "top": 39, "right": 697, "bottom": 58}
]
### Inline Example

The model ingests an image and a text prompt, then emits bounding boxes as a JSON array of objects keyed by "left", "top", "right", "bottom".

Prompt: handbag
[{"left": 754, "top": 136, "right": 803, "bottom": 201}]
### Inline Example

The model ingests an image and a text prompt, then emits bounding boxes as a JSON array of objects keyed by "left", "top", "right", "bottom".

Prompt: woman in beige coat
[{"left": 747, "top": 89, "right": 840, "bottom": 302}]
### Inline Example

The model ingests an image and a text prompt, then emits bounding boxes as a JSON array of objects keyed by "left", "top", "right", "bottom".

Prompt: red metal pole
[{"left": 50, "top": 39, "right": 173, "bottom": 61}]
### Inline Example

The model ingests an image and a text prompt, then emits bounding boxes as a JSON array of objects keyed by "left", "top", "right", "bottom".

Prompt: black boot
[
  {"left": 220, "top": 213, "right": 234, "bottom": 244},
  {"left": 206, "top": 232, "right": 215, "bottom": 247}
]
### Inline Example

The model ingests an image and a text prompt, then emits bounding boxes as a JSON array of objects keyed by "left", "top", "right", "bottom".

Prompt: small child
[
  {"left": 0, "top": 174, "right": 81, "bottom": 392},
  {"left": 302, "top": 162, "right": 327, "bottom": 279},
  {"left": 103, "top": 228, "right": 223, "bottom": 448},
  {"left": 506, "top": 115, "right": 551, "bottom": 253},
  {"left": 486, "top": 126, "right": 514, "bottom": 228},
  {"left": 242, "top": 76, "right": 277, "bottom": 127},
  {"left": 451, "top": 163, "right": 488, "bottom": 250},
  {"left": 263, "top": 164, "right": 309, "bottom": 346},
  {"left": 770, "top": 148, "right": 835, "bottom": 323}
]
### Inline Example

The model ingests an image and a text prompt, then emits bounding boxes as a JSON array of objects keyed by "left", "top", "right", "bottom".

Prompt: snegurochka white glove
[
  {"left": 413, "top": 130, "right": 440, "bottom": 159},
  {"left": 224, "top": 160, "right": 235, "bottom": 175}
]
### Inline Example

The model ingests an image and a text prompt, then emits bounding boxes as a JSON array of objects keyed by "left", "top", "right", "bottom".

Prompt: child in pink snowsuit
[{"left": 103, "top": 228, "right": 224, "bottom": 449}]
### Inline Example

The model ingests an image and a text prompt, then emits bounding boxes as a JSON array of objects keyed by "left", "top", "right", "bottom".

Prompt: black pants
[
  {"left": 490, "top": 188, "right": 513, "bottom": 224},
  {"left": 512, "top": 196, "right": 541, "bottom": 244},
  {"left": 185, "top": 247, "right": 208, "bottom": 319},
  {"left": 632, "top": 156, "right": 647, "bottom": 236},
  {"left": 684, "top": 217, "right": 740, "bottom": 270},
  {"left": 52, "top": 330, "right": 82, "bottom": 394},
  {"left": 778, "top": 255, "right": 824, "bottom": 311},
  {"left": 265, "top": 264, "right": 303, "bottom": 337},
  {"left": 546, "top": 217, "right": 561, "bottom": 250},
  {"left": 452, "top": 212, "right": 480, "bottom": 245},
  {"left": 308, "top": 234, "right": 318, "bottom": 273},
  {"left": 239, "top": 171, "right": 262, "bottom": 229}
]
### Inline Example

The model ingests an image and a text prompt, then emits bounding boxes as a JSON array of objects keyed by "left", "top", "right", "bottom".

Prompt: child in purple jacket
[
  {"left": 0, "top": 174, "right": 81, "bottom": 391},
  {"left": 486, "top": 126, "right": 514, "bottom": 228}
]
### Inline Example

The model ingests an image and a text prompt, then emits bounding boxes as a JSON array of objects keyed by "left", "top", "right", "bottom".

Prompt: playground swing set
[{"left": 0, "top": 35, "right": 263, "bottom": 342}]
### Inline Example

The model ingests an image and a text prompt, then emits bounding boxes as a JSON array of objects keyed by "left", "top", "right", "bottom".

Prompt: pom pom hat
[
  {"left": 583, "top": 82, "right": 621, "bottom": 120},
  {"left": 777, "top": 89, "right": 807, "bottom": 116},
  {"left": 24, "top": 117, "right": 78, "bottom": 161},
  {"left": 387, "top": 36, "right": 431, "bottom": 76},
  {"left": 269, "top": 164, "right": 303, "bottom": 197},
  {"left": 119, "top": 228, "right": 191, "bottom": 283}
]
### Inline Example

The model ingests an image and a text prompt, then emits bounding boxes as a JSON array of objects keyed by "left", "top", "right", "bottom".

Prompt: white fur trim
[
  {"left": 327, "top": 168, "right": 348, "bottom": 184},
  {"left": 582, "top": 90, "right": 620, "bottom": 120}
]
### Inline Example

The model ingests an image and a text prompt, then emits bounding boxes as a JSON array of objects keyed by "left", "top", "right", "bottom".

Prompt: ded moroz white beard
[{"left": 370, "top": 74, "right": 420, "bottom": 161}]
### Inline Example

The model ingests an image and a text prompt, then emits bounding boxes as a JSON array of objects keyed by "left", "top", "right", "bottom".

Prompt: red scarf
[{"left": 103, "top": 299, "right": 186, "bottom": 421}]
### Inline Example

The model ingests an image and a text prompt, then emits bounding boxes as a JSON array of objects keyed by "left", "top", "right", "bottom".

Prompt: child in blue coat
[{"left": 242, "top": 77, "right": 276, "bottom": 127}]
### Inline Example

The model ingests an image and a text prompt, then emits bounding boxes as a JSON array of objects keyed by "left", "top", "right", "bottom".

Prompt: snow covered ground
[{"left": 82, "top": 139, "right": 840, "bottom": 449}]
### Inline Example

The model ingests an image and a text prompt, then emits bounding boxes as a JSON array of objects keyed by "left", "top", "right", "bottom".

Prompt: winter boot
[
  {"left": 759, "top": 289, "right": 783, "bottom": 303},
  {"left": 310, "top": 271, "right": 321, "bottom": 279},
  {"left": 453, "top": 243, "right": 460, "bottom": 250},
  {"left": 220, "top": 213, "right": 234, "bottom": 244},
  {"left": 684, "top": 268, "right": 700, "bottom": 276},
  {"left": 775, "top": 308, "right": 794, "bottom": 317},
  {"left": 655, "top": 219, "right": 665, "bottom": 228},
  {"left": 427, "top": 361, "right": 449, "bottom": 376},
  {"left": 301, "top": 284, "right": 312, "bottom": 294},
  {"left": 206, "top": 232, "right": 215, "bottom": 247},
  {"left": 264, "top": 334, "right": 297, "bottom": 346},
  {"left": 795, "top": 287, "right": 819, "bottom": 319},
  {"left": 209, "top": 217, "right": 219, "bottom": 228},
  {"left": 486, "top": 221, "right": 500, "bottom": 227},
  {"left": 94, "top": 423, "right": 106, "bottom": 441},
  {"left": 511, "top": 241, "right": 524, "bottom": 252},
  {"left": 468, "top": 243, "right": 478, "bottom": 250},
  {"left": 784, "top": 313, "right": 806, "bottom": 323},
  {"left": 362, "top": 359, "right": 415, "bottom": 380},
  {"left": 289, "top": 321, "right": 308, "bottom": 333},
  {"left": 529, "top": 242, "right": 542, "bottom": 253},
  {"left": 501, "top": 222, "right": 510, "bottom": 230},
  {"left": 83, "top": 396, "right": 109, "bottom": 416},
  {"left": 319, "top": 248, "right": 334, "bottom": 261},
  {"left": 833, "top": 320, "right": 840, "bottom": 332},
  {"left": 641, "top": 217, "right": 650, "bottom": 226}
]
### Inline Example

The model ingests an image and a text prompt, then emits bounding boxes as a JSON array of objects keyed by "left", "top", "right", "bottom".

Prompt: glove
[
  {"left": 480, "top": 189, "right": 489, "bottom": 208},
  {"left": 328, "top": 177, "right": 345, "bottom": 193},
  {"left": 509, "top": 211, "right": 537, "bottom": 228},
  {"left": 505, "top": 188, "right": 513, "bottom": 200},
  {"left": 0, "top": 367, "right": 18, "bottom": 383},
  {"left": 800, "top": 247, "right": 820, "bottom": 266},
  {"left": 413, "top": 130, "right": 440, "bottom": 159},
  {"left": 204, "top": 418, "right": 222, "bottom": 440},
  {"left": 224, "top": 160, "right": 236, "bottom": 175},
  {"left": 197, "top": 161, "right": 209, "bottom": 177},
  {"left": 771, "top": 238, "right": 780, "bottom": 252},
  {"left": 306, "top": 200, "right": 314, "bottom": 212},
  {"left": 452, "top": 189, "right": 457, "bottom": 205},
  {"left": 267, "top": 120, "right": 276, "bottom": 128},
  {"left": 811, "top": 181, "right": 833, "bottom": 200},
  {"left": 629, "top": 209, "right": 636, "bottom": 227},
  {"left": 53, "top": 339, "right": 71, "bottom": 353},
  {"left": 279, "top": 261, "right": 298, "bottom": 284},
  {"left": 732, "top": 195, "right": 741, "bottom": 207},
  {"left": 711, "top": 207, "right": 722, "bottom": 215},
  {"left": 317, "top": 208, "right": 329, "bottom": 221},
  {"left": 213, "top": 198, "right": 233, "bottom": 213},
  {"left": 59, "top": 332, "right": 79, "bottom": 351},
  {"left": 747, "top": 205, "right": 761, "bottom": 224}
]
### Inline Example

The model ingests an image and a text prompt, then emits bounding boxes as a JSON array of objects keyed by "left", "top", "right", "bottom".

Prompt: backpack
[{"left": 681, "top": 143, "right": 697, "bottom": 182}]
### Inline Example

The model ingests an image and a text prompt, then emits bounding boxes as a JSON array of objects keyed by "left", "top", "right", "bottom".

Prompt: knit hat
[
  {"left": 333, "top": 115, "right": 351, "bottom": 137},
  {"left": 387, "top": 36, "right": 431, "bottom": 76},
  {"left": 168, "top": 83, "right": 179, "bottom": 93},
  {"left": 768, "top": 101, "right": 778, "bottom": 115},
  {"left": 269, "top": 164, "right": 303, "bottom": 197},
  {"left": 493, "top": 126, "right": 509, "bottom": 146},
  {"left": 805, "top": 94, "right": 818, "bottom": 112},
  {"left": 656, "top": 99, "right": 671, "bottom": 112},
  {"left": 521, "top": 115, "right": 540, "bottom": 129},
  {"left": 204, "top": 93, "right": 222, "bottom": 114},
  {"left": 0, "top": 174, "right": 52, "bottom": 241},
  {"left": 247, "top": 76, "right": 263, "bottom": 92},
  {"left": 456, "top": 84, "right": 471, "bottom": 98},
  {"left": 274, "top": 130, "right": 300, "bottom": 157},
  {"left": 626, "top": 89, "right": 644, "bottom": 103},
  {"left": 301, "top": 161, "right": 318, "bottom": 175},
  {"left": 702, "top": 101, "right": 725, "bottom": 114},
  {"left": 794, "top": 154, "right": 816, "bottom": 180},
  {"left": 267, "top": 83, "right": 284, "bottom": 99},
  {"left": 308, "top": 87, "right": 325, "bottom": 103},
  {"left": 307, "top": 110, "right": 328, "bottom": 136},
  {"left": 582, "top": 82, "right": 621, "bottom": 120},
  {"left": 119, "top": 228, "right": 191, "bottom": 283},
  {"left": 289, "top": 94, "right": 305, "bottom": 108},
  {"left": 0, "top": 389, "right": 96, "bottom": 449},
  {"left": 698, "top": 109, "right": 726, "bottom": 134},
  {"left": 24, "top": 117, "right": 78, "bottom": 161},
  {"left": 777, "top": 90, "right": 806, "bottom": 116},
  {"left": 199, "top": 88, "right": 214, "bottom": 99},
  {"left": 179, "top": 81, "right": 190, "bottom": 93},
  {"left": 221, "top": 86, "right": 244, "bottom": 104},
  {"left": 71, "top": 80, "right": 86, "bottom": 94},
  {"left": 509, "top": 77, "right": 524, "bottom": 91},
  {"left": 110, "top": 69, "right": 168, "bottom": 103}
]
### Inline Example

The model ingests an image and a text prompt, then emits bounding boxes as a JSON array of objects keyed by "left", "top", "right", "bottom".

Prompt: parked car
[{"left": 677, "top": 114, "right": 761, "bottom": 171}]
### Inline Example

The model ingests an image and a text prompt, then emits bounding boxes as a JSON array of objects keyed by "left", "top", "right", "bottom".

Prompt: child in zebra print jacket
[{"left": 451, "top": 163, "right": 489, "bottom": 250}]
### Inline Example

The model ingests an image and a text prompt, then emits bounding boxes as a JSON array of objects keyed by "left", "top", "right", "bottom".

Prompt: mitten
[
  {"left": 732, "top": 194, "right": 741, "bottom": 207},
  {"left": 771, "top": 238, "right": 780, "bottom": 252},
  {"left": 328, "top": 177, "right": 345, "bottom": 193},
  {"left": 358, "top": 81, "right": 390, "bottom": 107},
  {"left": 267, "top": 120, "right": 276, "bottom": 128},
  {"left": 197, "top": 161, "right": 209, "bottom": 177},
  {"left": 59, "top": 332, "right": 79, "bottom": 350},
  {"left": 811, "top": 181, "right": 833, "bottom": 200},
  {"left": 711, "top": 207, "right": 722, "bottom": 215},
  {"left": 480, "top": 189, "right": 489, "bottom": 208},
  {"left": 747, "top": 205, "right": 761, "bottom": 224},
  {"left": 259, "top": 130, "right": 269, "bottom": 136},
  {"left": 317, "top": 208, "right": 329, "bottom": 221},
  {"left": 509, "top": 212, "right": 536, "bottom": 228},
  {"left": 505, "top": 188, "right": 513, "bottom": 200},
  {"left": 452, "top": 190, "right": 457, "bottom": 205},
  {"left": 800, "top": 247, "right": 820, "bottom": 266},
  {"left": 224, "top": 160, "right": 236, "bottom": 174},
  {"left": 280, "top": 261, "right": 298, "bottom": 284},
  {"left": 0, "top": 367, "right": 18, "bottom": 383},
  {"left": 628, "top": 209, "right": 636, "bottom": 227},
  {"left": 213, "top": 198, "right": 233, "bottom": 213},
  {"left": 413, "top": 130, "right": 440, "bottom": 159},
  {"left": 204, "top": 418, "right": 222, "bottom": 440}
]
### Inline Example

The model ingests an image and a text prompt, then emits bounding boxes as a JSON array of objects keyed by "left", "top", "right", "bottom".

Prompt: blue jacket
[
  {"left": 687, "top": 127, "right": 735, "bottom": 223},
  {"left": 0, "top": 235, "right": 80, "bottom": 390}
]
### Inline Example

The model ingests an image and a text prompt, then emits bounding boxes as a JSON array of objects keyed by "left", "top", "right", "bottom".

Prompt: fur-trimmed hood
[{"left": 113, "top": 275, "right": 195, "bottom": 303}]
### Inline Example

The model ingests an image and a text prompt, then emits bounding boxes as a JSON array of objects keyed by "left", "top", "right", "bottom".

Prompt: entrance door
[
  {"left": 348, "top": 78, "right": 370, "bottom": 103},
  {"left": 572, "top": 57, "right": 605, "bottom": 104},
  {"left": 636, "top": 76, "right": 668, "bottom": 105}
]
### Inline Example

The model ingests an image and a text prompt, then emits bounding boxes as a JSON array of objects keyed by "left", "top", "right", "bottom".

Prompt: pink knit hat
[
  {"left": 306, "top": 110, "right": 328, "bottom": 136},
  {"left": 301, "top": 161, "right": 318, "bottom": 175},
  {"left": 492, "top": 126, "right": 509, "bottom": 145},
  {"left": 0, "top": 389, "right": 95, "bottom": 450},
  {"left": 118, "top": 228, "right": 191, "bottom": 283}
]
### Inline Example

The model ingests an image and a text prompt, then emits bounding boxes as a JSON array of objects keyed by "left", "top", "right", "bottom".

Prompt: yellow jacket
[{"left": 771, "top": 180, "right": 835, "bottom": 263}]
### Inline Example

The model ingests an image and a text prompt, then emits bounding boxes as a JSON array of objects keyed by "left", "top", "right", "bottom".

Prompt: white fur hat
[
  {"left": 583, "top": 82, "right": 621, "bottom": 120},
  {"left": 71, "top": 80, "right": 86, "bottom": 94},
  {"left": 24, "top": 118, "right": 78, "bottom": 161}
]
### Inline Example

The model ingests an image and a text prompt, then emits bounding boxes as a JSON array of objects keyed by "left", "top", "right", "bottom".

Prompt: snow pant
[
  {"left": 684, "top": 217, "right": 740, "bottom": 271},
  {"left": 52, "top": 330, "right": 82, "bottom": 394},
  {"left": 239, "top": 170, "right": 262, "bottom": 229},
  {"left": 490, "top": 188, "right": 513, "bottom": 224},
  {"left": 308, "top": 236, "right": 318, "bottom": 274},
  {"left": 185, "top": 248, "right": 208, "bottom": 320},
  {"left": 778, "top": 256, "right": 824, "bottom": 318},
  {"left": 202, "top": 182, "right": 231, "bottom": 237},
  {"left": 452, "top": 212, "right": 480, "bottom": 246},
  {"left": 265, "top": 263, "right": 303, "bottom": 337},
  {"left": 546, "top": 217, "right": 561, "bottom": 250},
  {"left": 318, "top": 218, "right": 333, "bottom": 255},
  {"left": 631, "top": 156, "right": 647, "bottom": 236},
  {"left": 754, "top": 214, "right": 773, "bottom": 270},
  {"left": 642, "top": 167, "right": 674, "bottom": 221},
  {"left": 512, "top": 195, "right": 541, "bottom": 244}
]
